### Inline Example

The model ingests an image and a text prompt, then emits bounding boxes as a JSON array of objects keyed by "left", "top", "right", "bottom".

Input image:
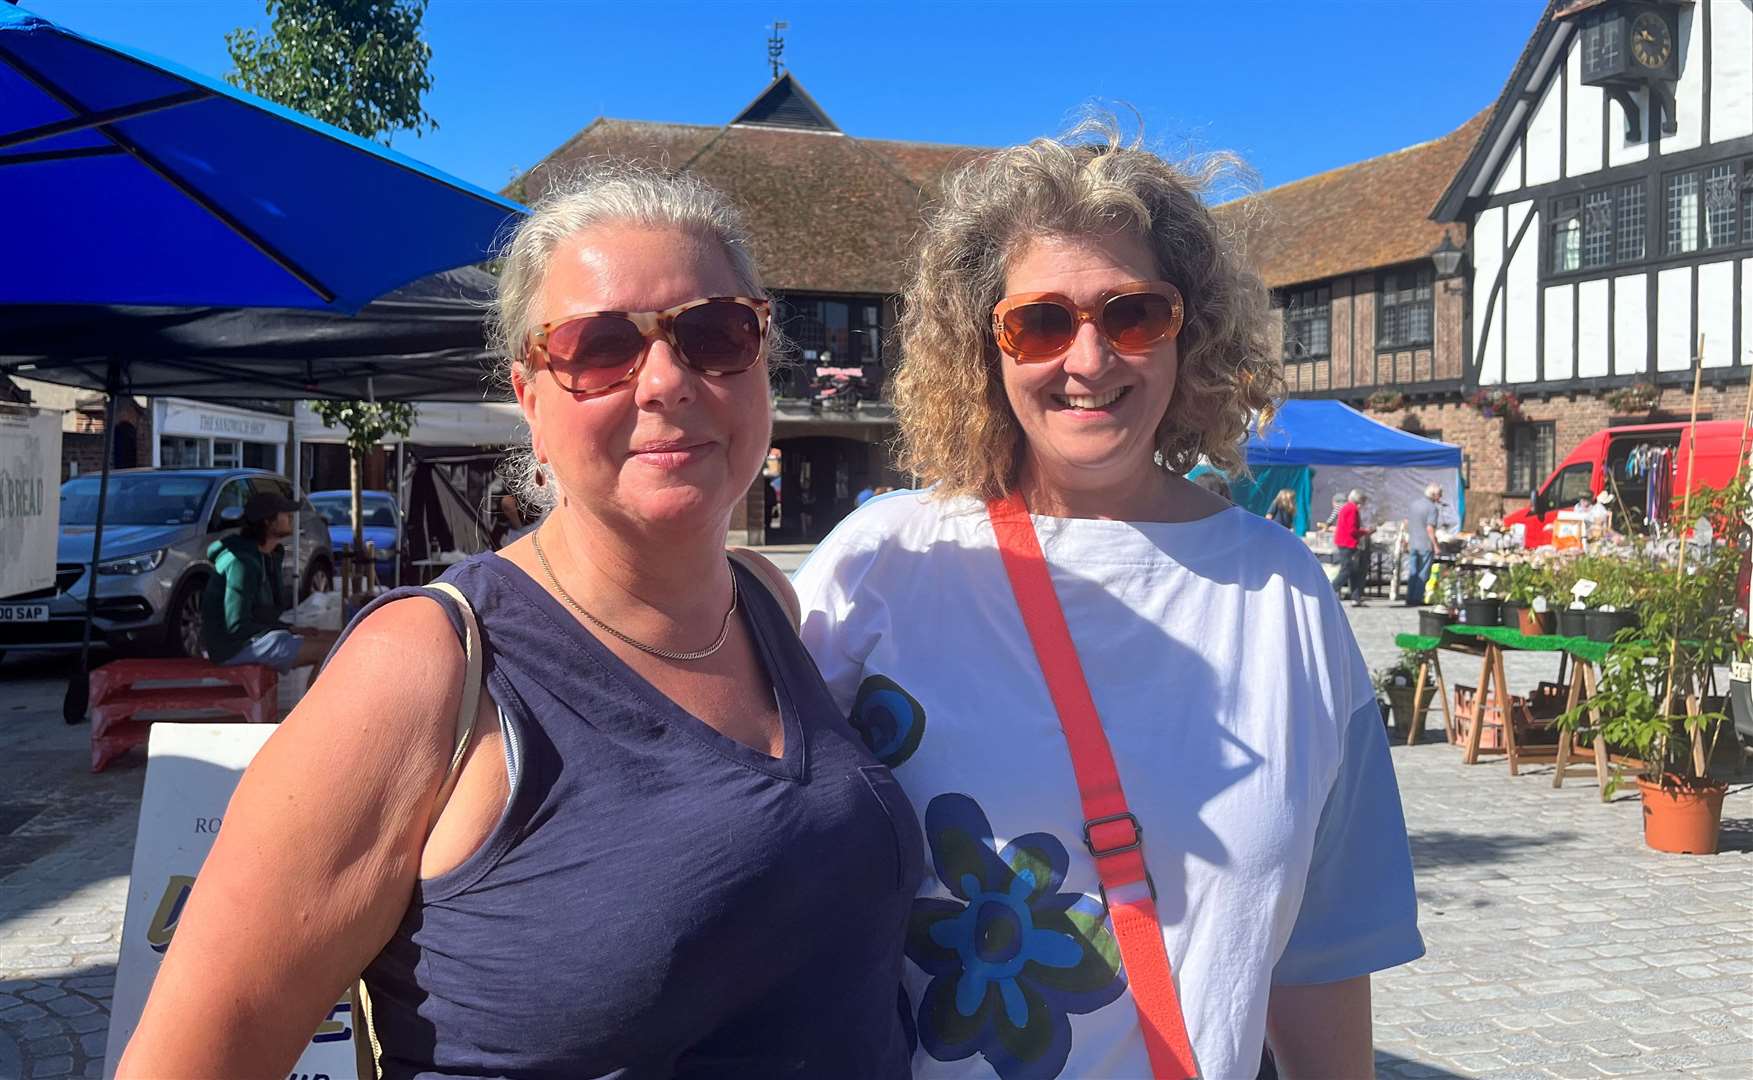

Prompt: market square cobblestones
[{"left": 3, "top": 599, "right": 1751, "bottom": 1078}]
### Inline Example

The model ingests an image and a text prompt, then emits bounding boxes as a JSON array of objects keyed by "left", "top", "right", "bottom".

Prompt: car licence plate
[{"left": 0, "top": 604, "right": 50, "bottom": 622}]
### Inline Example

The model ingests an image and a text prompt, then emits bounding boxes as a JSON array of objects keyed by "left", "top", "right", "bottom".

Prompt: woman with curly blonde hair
[{"left": 795, "top": 125, "right": 1422, "bottom": 1080}]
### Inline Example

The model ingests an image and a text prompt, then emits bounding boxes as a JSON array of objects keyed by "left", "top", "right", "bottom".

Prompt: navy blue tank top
[{"left": 352, "top": 553, "right": 923, "bottom": 1079}]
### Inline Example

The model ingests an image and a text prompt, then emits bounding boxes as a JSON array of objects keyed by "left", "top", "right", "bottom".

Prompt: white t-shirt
[{"left": 795, "top": 490, "right": 1422, "bottom": 1080}]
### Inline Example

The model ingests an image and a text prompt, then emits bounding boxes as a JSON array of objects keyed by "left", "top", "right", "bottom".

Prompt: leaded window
[
  {"left": 1582, "top": 190, "right": 1613, "bottom": 268},
  {"left": 1378, "top": 267, "right": 1433, "bottom": 349},
  {"left": 1704, "top": 163, "right": 1740, "bottom": 249},
  {"left": 1552, "top": 195, "right": 1582, "bottom": 273},
  {"left": 1617, "top": 182, "right": 1646, "bottom": 262},
  {"left": 1667, "top": 171, "right": 1700, "bottom": 253},
  {"left": 1282, "top": 285, "right": 1330, "bottom": 360}
]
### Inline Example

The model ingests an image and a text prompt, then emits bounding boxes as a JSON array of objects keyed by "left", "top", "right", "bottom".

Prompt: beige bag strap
[
  {"left": 353, "top": 580, "right": 484, "bottom": 1080},
  {"left": 726, "top": 547, "right": 801, "bottom": 631}
]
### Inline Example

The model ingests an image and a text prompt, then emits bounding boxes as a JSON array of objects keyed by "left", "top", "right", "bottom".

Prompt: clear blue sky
[{"left": 31, "top": 0, "right": 1543, "bottom": 197}]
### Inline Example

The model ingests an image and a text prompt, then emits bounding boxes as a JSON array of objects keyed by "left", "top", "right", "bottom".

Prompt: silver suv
[{"left": 0, "top": 469, "right": 333, "bottom": 658}]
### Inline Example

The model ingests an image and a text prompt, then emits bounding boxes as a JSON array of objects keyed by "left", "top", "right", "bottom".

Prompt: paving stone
[
  {"left": 42, "top": 995, "right": 96, "bottom": 1018},
  {"left": 29, "top": 1055, "right": 74, "bottom": 1078}
]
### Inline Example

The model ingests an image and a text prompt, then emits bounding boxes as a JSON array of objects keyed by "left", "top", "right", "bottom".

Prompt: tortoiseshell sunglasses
[
  {"left": 992, "top": 281, "right": 1185, "bottom": 362},
  {"left": 527, "top": 296, "right": 771, "bottom": 396}
]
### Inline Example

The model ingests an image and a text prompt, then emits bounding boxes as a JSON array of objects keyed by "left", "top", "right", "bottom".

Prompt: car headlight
[{"left": 97, "top": 549, "right": 166, "bottom": 575}]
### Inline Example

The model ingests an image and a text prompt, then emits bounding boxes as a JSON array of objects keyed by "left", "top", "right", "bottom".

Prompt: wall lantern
[{"left": 1431, "top": 230, "right": 1464, "bottom": 279}]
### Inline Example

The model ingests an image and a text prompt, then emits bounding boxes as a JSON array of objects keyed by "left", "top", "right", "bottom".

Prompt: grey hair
[{"left": 490, "top": 161, "right": 768, "bottom": 510}]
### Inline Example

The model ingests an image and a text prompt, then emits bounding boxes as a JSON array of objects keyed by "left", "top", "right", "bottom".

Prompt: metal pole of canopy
[{"left": 62, "top": 360, "right": 120, "bottom": 723}]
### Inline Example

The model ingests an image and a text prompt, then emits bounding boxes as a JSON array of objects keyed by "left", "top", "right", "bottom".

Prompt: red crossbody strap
[{"left": 988, "top": 492, "right": 1199, "bottom": 1080}]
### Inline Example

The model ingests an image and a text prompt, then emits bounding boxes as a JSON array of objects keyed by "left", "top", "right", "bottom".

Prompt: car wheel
[
  {"left": 164, "top": 579, "right": 205, "bottom": 658},
  {"left": 301, "top": 558, "right": 334, "bottom": 600}
]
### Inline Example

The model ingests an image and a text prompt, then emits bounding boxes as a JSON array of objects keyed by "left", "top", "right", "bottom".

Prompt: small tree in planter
[
  {"left": 1557, "top": 493, "right": 1747, "bottom": 853},
  {"left": 1374, "top": 649, "right": 1432, "bottom": 742}
]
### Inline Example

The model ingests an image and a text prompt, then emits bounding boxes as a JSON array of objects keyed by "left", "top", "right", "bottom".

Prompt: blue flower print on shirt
[
  {"left": 851, "top": 674, "right": 927, "bottom": 768},
  {"left": 908, "top": 793, "right": 1126, "bottom": 1080}
]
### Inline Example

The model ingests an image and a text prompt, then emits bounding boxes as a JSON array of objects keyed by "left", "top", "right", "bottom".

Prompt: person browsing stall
[
  {"left": 795, "top": 122, "right": 1422, "bottom": 1080},
  {"left": 1405, "top": 484, "right": 1442, "bottom": 607},
  {"left": 122, "top": 164, "right": 919, "bottom": 1080},
  {"left": 200, "top": 491, "right": 336, "bottom": 672},
  {"left": 1333, "top": 489, "right": 1372, "bottom": 607}
]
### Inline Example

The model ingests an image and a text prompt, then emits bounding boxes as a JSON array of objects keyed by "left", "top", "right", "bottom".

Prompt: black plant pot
[
  {"left": 1556, "top": 609, "right": 1590, "bottom": 638},
  {"left": 1586, "top": 608, "right": 1640, "bottom": 644},
  {"left": 1459, "top": 598, "right": 1502, "bottom": 627},
  {"left": 1500, "top": 601, "right": 1528, "bottom": 630},
  {"left": 1418, "top": 609, "right": 1451, "bottom": 638}
]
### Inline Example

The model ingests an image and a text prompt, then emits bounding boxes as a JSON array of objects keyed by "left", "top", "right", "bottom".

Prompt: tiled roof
[
  {"left": 513, "top": 117, "right": 984, "bottom": 296},
  {"left": 1222, "top": 109, "right": 1491, "bottom": 291}
]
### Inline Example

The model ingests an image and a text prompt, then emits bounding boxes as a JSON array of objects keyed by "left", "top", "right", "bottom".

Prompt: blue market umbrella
[
  {"left": 0, "top": 3, "right": 525, "bottom": 719},
  {"left": 0, "top": 3, "right": 521, "bottom": 310}
]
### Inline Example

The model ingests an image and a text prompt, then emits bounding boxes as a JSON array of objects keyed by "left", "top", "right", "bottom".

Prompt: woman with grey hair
[
  {"left": 120, "top": 164, "right": 921, "bottom": 1079},
  {"left": 795, "top": 124, "right": 1422, "bottom": 1079}
]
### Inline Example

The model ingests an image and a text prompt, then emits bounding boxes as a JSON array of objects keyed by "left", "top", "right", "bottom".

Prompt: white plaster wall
[
  {"left": 1665, "top": 5, "right": 1706, "bottom": 154},
  {"left": 1614, "top": 273, "right": 1649, "bottom": 375},
  {"left": 1545, "top": 285, "right": 1577, "bottom": 380},
  {"left": 1565, "top": 47, "right": 1604, "bottom": 177},
  {"left": 1607, "top": 87, "right": 1651, "bottom": 165},
  {"left": 1711, "top": 0, "right": 1753, "bottom": 144},
  {"left": 1578, "top": 278, "right": 1610, "bottom": 378},
  {"left": 1491, "top": 144, "right": 1523, "bottom": 196},
  {"left": 1744, "top": 259, "right": 1753, "bottom": 366},
  {"left": 1506, "top": 202, "right": 1539, "bottom": 383},
  {"left": 1473, "top": 206, "right": 1506, "bottom": 384},
  {"left": 1658, "top": 266, "right": 1694, "bottom": 370},
  {"left": 1525, "top": 72, "right": 1562, "bottom": 185},
  {"left": 1698, "top": 260, "right": 1735, "bottom": 367}
]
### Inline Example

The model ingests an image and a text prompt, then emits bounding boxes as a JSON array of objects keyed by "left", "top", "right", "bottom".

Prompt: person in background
[
  {"left": 1269, "top": 487, "right": 1297, "bottom": 530},
  {"left": 496, "top": 492, "right": 538, "bottom": 548},
  {"left": 1333, "top": 489, "right": 1372, "bottom": 607},
  {"left": 1405, "top": 483, "right": 1442, "bottom": 607},
  {"left": 854, "top": 484, "right": 877, "bottom": 506},
  {"left": 200, "top": 492, "right": 337, "bottom": 673},
  {"left": 1191, "top": 470, "right": 1231, "bottom": 500}
]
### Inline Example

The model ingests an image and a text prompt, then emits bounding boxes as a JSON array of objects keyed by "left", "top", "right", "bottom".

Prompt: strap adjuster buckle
[
  {"left": 1082, "top": 811, "right": 1143, "bottom": 857},
  {"left": 1098, "top": 871, "right": 1158, "bottom": 912}
]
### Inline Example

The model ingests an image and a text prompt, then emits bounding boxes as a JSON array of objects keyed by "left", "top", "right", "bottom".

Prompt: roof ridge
[{"left": 1237, "top": 112, "right": 1486, "bottom": 204}]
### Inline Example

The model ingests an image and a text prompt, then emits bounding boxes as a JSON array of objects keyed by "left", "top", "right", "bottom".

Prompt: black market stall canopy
[{"left": 0, "top": 266, "right": 504, "bottom": 402}]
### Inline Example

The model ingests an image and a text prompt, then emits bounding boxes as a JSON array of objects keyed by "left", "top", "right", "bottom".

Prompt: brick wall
[
  {"left": 1365, "top": 382, "right": 1751, "bottom": 528},
  {"left": 59, "top": 401, "right": 152, "bottom": 480}
]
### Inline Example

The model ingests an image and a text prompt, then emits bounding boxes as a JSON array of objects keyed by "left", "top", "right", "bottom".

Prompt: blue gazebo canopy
[
  {"left": 0, "top": 3, "right": 523, "bottom": 313},
  {"left": 1248, "top": 399, "right": 1462, "bottom": 468}
]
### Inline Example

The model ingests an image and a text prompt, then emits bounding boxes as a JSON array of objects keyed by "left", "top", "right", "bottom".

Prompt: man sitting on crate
[{"left": 201, "top": 492, "right": 337, "bottom": 673}]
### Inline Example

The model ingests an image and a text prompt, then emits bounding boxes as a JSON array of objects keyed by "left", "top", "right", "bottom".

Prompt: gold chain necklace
[{"left": 532, "top": 528, "right": 737, "bottom": 662}]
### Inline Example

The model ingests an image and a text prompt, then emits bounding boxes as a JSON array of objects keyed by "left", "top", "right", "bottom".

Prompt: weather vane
[{"left": 767, "top": 21, "right": 788, "bottom": 80}]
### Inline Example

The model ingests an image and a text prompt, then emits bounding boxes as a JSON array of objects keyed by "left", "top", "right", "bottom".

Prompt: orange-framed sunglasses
[
  {"left": 526, "top": 296, "right": 771, "bottom": 396},
  {"left": 991, "top": 280, "right": 1185, "bottom": 363}
]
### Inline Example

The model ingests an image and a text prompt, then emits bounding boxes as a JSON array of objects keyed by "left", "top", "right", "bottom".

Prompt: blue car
[{"left": 308, "top": 490, "right": 402, "bottom": 582}]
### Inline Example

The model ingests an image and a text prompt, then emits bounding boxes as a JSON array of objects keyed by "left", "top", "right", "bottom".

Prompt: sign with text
[
  {"left": 0, "top": 408, "right": 62, "bottom": 598},
  {"left": 105, "top": 724, "right": 359, "bottom": 1079}
]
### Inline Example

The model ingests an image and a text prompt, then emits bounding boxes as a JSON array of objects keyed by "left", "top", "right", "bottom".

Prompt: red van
[{"left": 1504, "top": 420, "right": 1748, "bottom": 547}]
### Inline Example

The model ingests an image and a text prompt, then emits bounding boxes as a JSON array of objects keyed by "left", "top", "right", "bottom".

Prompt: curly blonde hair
[{"left": 893, "top": 120, "right": 1282, "bottom": 499}]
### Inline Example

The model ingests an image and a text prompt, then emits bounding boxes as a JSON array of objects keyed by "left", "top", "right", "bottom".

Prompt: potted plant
[
  {"left": 1604, "top": 381, "right": 1660, "bottom": 414},
  {"left": 1502, "top": 563, "right": 1553, "bottom": 635},
  {"left": 1557, "top": 489, "right": 1747, "bottom": 853},
  {"left": 1366, "top": 389, "right": 1406, "bottom": 413},
  {"left": 1454, "top": 569, "right": 1502, "bottom": 628},
  {"left": 1468, "top": 388, "right": 1525, "bottom": 421},
  {"left": 1584, "top": 560, "right": 1644, "bottom": 644},
  {"left": 1375, "top": 649, "right": 1432, "bottom": 743}
]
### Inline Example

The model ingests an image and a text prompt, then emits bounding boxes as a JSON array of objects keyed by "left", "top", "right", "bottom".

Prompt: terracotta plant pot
[
  {"left": 1518, "top": 607, "right": 1553, "bottom": 637},
  {"left": 1637, "top": 777, "right": 1727, "bottom": 855}
]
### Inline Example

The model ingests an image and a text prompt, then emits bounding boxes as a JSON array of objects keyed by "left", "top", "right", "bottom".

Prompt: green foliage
[
  {"left": 1556, "top": 480, "right": 1751, "bottom": 787},
  {"left": 1502, "top": 563, "right": 1553, "bottom": 605},
  {"left": 226, "top": 0, "right": 437, "bottom": 144},
  {"left": 1373, "top": 648, "right": 1426, "bottom": 695},
  {"left": 309, "top": 400, "right": 415, "bottom": 455}
]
